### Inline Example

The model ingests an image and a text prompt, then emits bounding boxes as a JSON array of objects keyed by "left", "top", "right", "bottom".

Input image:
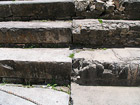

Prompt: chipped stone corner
[
  {"left": 74, "top": 0, "right": 126, "bottom": 19},
  {"left": 72, "top": 58, "right": 140, "bottom": 86}
]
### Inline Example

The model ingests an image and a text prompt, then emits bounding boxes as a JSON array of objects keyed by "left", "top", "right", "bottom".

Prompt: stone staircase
[{"left": 0, "top": 0, "right": 140, "bottom": 105}]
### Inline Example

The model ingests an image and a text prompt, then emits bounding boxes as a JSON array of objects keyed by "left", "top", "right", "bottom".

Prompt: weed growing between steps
[
  {"left": 0, "top": 82, "right": 70, "bottom": 94},
  {"left": 69, "top": 53, "right": 75, "bottom": 59}
]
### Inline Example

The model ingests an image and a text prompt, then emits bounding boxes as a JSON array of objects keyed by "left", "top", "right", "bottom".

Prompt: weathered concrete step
[
  {"left": 0, "top": 21, "right": 72, "bottom": 44},
  {"left": 72, "top": 48, "right": 140, "bottom": 86},
  {"left": 71, "top": 83, "right": 140, "bottom": 105},
  {"left": 0, "top": 0, "right": 75, "bottom": 21},
  {"left": 0, "top": 85, "right": 69, "bottom": 105},
  {"left": 72, "top": 19, "right": 140, "bottom": 47},
  {"left": 0, "top": 48, "right": 72, "bottom": 85}
]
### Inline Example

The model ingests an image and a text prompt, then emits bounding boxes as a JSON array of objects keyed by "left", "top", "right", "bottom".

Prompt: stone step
[
  {"left": 0, "top": 21, "right": 72, "bottom": 44},
  {"left": 72, "top": 19, "right": 140, "bottom": 47},
  {"left": 1, "top": 19, "right": 140, "bottom": 48},
  {"left": 72, "top": 48, "right": 140, "bottom": 86},
  {"left": 0, "top": 0, "right": 140, "bottom": 21},
  {"left": 71, "top": 83, "right": 140, "bottom": 105},
  {"left": 0, "top": 85, "right": 69, "bottom": 105},
  {"left": 0, "top": 0, "right": 75, "bottom": 21},
  {"left": 0, "top": 48, "right": 72, "bottom": 85}
]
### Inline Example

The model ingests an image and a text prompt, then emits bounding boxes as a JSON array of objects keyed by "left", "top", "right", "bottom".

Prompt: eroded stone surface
[
  {"left": 72, "top": 19, "right": 140, "bottom": 47},
  {"left": 0, "top": 21, "right": 72, "bottom": 44},
  {"left": 74, "top": 0, "right": 140, "bottom": 20},
  {"left": 72, "top": 48, "right": 140, "bottom": 86},
  {"left": 0, "top": 48, "right": 72, "bottom": 85}
]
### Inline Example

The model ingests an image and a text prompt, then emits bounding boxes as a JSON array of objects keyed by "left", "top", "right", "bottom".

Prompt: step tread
[
  {"left": 0, "top": 0, "right": 73, "bottom": 4},
  {"left": 74, "top": 48, "right": 140, "bottom": 63},
  {"left": 0, "top": 21, "right": 72, "bottom": 29},
  {"left": 0, "top": 48, "right": 71, "bottom": 62},
  {"left": 0, "top": 85, "right": 69, "bottom": 105},
  {"left": 71, "top": 83, "right": 140, "bottom": 105}
]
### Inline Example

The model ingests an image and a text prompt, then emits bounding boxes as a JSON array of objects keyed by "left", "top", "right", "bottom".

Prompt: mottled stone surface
[
  {"left": 0, "top": 21, "right": 72, "bottom": 44},
  {"left": 0, "top": 48, "right": 72, "bottom": 85},
  {"left": 71, "top": 83, "right": 140, "bottom": 105},
  {"left": 72, "top": 19, "right": 140, "bottom": 47},
  {"left": 0, "top": 0, "right": 75, "bottom": 21},
  {"left": 72, "top": 48, "right": 140, "bottom": 86}
]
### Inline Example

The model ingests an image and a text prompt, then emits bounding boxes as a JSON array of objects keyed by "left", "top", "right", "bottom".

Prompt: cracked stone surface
[
  {"left": 72, "top": 48, "right": 140, "bottom": 86},
  {"left": 71, "top": 83, "right": 140, "bottom": 105},
  {"left": 72, "top": 19, "right": 140, "bottom": 47},
  {"left": 0, "top": 48, "right": 72, "bottom": 85},
  {"left": 0, "top": 85, "right": 69, "bottom": 105}
]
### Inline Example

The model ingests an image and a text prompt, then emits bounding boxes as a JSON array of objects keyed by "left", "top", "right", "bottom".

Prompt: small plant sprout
[
  {"left": 69, "top": 53, "right": 75, "bottom": 59},
  {"left": 98, "top": 19, "right": 103, "bottom": 24}
]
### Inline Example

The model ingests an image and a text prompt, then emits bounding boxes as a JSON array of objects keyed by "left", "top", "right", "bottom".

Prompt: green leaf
[
  {"left": 69, "top": 53, "right": 75, "bottom": 58},
  {"left": 98, "top": 19, "right": 103, "bottom": 24}
]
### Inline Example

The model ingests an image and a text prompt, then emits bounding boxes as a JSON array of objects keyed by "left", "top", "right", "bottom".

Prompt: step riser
[
  {"left": 0, "top": 1, "right": 75, "bottom": 21},
  {"left": 0, "top": 0, "right": 140, "bottom": 21},
  {"left": 0, "top": 48, "right": 72, "bottom": 85},
  {"left": 0, "top": 61, "right": 71, "bottom": 85},
  {"left": 72, "top": 20, "right": 140, "bottom": 47},
  {"left": 73, "top": 59, "right": 140, "bottom": 86},
  {"left": 0, "top": 22, "right": 72, "bottom": 44},
  {"left": 75, "top": 0, "right": 140, "bottom": 20},
  {"left": 72, "top": 48, "right": 140, "bottom": 86}
]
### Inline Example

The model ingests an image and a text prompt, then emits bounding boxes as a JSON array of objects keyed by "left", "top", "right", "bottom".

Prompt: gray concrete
[
  {"left": 0, "top": 21, "right": 72, "bottom": 44},
  {"left": 72, "top": 48, "right": 140, "bottom": 86},
  {"left": 72, "top": 19, "right": 140, "bottom": 47},
  {"left": 74, "top": 48, "right": 140, "bottom": 63},
  {"left": 0, "top": 48, "right": 72, "bottom": 85},
  {"left": 71, "top": 83, "right": 140, "bottom": 105},
  {"left": 0, "top": 85, "right": 69, "bottom": 105}
]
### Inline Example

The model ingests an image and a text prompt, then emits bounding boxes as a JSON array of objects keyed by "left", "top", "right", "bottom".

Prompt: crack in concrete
[{"left": 0, "top": 88, "right": 42, "bottom": 105}]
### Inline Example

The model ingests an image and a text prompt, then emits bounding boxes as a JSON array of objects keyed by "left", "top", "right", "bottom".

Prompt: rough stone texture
[
  {"left": 0, "top": 21, "right": 72, "bottom": 44},
  {"left": 0, "top": 0, "right": 140, "bottom": 20},
  {"left": 72, "top": 48, "right": 140, "bottom": 86},
  {"left": 123, "top": 0, "right": 140, "bottom": 20},
  {"left": 0, "top": 48, "right": 72, "bottom": 85},
  {"left": 0, "top": 85, "right": 69, "bottom": 105},
  {"left": 0, "top": 0, "right": 75, "bottom": 21},
  {"left": 75, "top": 0, "right": 140, "bottom": 20},
  {"left": 71, "top": 83, "right": 140, "bottom": 105},
  {"left": 72, "top": 19, "right": 140, "bottom": 47}
]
